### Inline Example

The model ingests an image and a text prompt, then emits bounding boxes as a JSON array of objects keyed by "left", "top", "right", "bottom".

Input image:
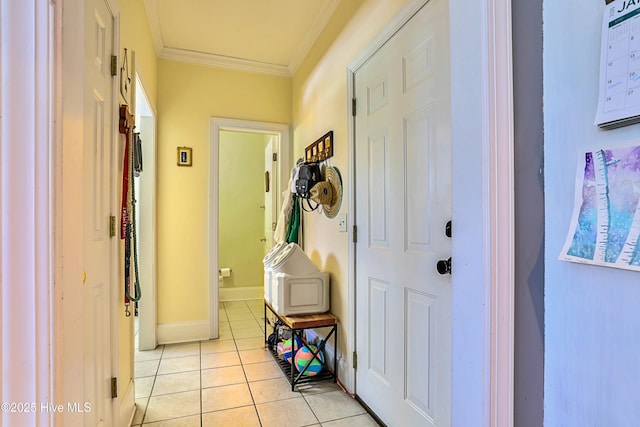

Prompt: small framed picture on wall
[{"left": 177, "top": 147, "right": 192, "bottom": 166}]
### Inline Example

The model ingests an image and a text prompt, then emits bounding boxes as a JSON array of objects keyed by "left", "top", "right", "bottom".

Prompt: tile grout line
[
  {"left": 137, "top": 299, "right": 373, "bottom": 426},
  {"left": 198, "top": 339, "right": 203, "bottom": 427},
  {"left": 139, "top": 344, "right": 164, "bottom": 425},
  {"left": 234, "top": 300, "right": 265, "bottom": 427}
]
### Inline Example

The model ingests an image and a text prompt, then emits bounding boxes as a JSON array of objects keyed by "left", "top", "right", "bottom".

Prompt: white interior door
[
  {"left": 354, "top": 1, "right": 451, "bottom": 426},
  {"left": 83, "top": 0, "right": 115, "bottom": 424},
  {"left": 264, "top": 138, "right": 277, "bottom": 250}
]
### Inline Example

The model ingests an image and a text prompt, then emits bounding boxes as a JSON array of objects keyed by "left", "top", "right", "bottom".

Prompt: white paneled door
[
  {"left": 354, "top": 1, "right": 452, "bottom": 426},
  {"left": 83, "top": 0, "right": 115, "bottom": 424}
]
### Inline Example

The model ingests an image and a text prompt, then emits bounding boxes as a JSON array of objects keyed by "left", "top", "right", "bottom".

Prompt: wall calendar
[{"left": 595, "top": 0, "right": 640, "bottom": 128}]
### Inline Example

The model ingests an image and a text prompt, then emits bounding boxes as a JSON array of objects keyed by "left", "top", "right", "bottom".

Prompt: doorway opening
[
  {"left": 134, "top": 74, "right": 158, "bottom": 351},
  {"left": 217, "top": 130, "right": 278, "bottom": 302},
  {"left": 209, "top": 118, "right": 290, "bottom": 340}
]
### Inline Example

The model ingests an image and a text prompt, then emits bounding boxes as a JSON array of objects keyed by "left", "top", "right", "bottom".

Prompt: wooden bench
[{"left": 264, "top": 301, "right": 338, "bottom": 390}]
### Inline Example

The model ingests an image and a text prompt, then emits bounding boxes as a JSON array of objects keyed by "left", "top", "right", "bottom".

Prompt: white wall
[{"left": 544, "top": 2, "right": 640, "bottom": 425}]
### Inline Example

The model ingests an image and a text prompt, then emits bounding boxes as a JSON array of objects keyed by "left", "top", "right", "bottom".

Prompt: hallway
[{"left": 132, "top": 300, "right": 378, "bottom": 426}]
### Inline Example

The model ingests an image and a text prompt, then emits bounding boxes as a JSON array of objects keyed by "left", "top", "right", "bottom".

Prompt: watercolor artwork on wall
[{"left": 560, "top": 143, "right": 640, "bottom": 271}]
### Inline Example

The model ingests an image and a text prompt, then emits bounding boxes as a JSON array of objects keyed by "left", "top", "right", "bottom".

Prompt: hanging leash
[
  {"left": 127, "top": 135, "right": 142, "bottom": 306},
  {"left": 119, "top": 105, "right": 141, "bottom": 317},
  {"left": 120, "top": 107, "right": 131, "bottom": 316}
]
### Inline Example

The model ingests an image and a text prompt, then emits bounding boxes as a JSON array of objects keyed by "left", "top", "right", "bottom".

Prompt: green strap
[{"left": 286, "top": 196, "right": 300, "bottom": 244}]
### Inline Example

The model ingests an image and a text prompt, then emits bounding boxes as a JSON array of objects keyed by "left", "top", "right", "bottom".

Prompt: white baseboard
[
  {"left": 157, "top": 320, "right": 209, "bottom": 344},
  {"left": 219, "top": 285, "right": 263, "bottom": 301}
]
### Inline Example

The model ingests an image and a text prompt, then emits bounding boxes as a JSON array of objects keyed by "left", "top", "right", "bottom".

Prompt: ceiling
[{"left": 143, "top": 0, "right": 341, "bottom": 77}]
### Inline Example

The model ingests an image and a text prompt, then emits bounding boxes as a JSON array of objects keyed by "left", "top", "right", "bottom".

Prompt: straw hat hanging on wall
[{"left": 310, "top": 165, "right": 343, "bottom": 218}]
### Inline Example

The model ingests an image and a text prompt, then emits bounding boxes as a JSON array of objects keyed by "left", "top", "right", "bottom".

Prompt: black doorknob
[{"left": 436, "top": 257, "right": 451, "bottom": 275}]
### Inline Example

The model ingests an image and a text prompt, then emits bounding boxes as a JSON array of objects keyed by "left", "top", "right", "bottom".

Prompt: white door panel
[
  {"left": 355, "top": 1, "right": 451, "bottom": 426},
  {"left": 367, "top": 278, "right": 390, "bottom": 382},
  {"left": 84, "top": 0, "right": 114, "bottom": 424},
  {"left": 367, "top": 130, "right": 390, "bottom": 247}
]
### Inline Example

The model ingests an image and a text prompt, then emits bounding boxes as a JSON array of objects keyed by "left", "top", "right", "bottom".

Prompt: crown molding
[
  {"left": 143, "top": 0, "right": 164, "bottom": 55},
  {"left": 143, "top": 0, "right": 341, "bottom": 77},
  {"left": 160, "top": 48, "right": 292, "bottom": 77},
  {"left": 288, "top": 0, "right": 341, "bottom": 75}
]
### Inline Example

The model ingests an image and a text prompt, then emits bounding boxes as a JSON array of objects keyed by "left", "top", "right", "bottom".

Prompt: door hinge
[
  {"left": 352, "top": 98, "right": 357, "bottom": 116},
  {"left": 352, "top": 351, "right": 358, "bottom": 369},
  {"left": 352, "top": 225, "right": 358, "bottom": 243},
  {"left": 110, "top": 55, "right": 118, "bottom": 77},
  {"left": 111, "top": 377, "right": 118, "bottom": 398},
  {"left": 272, "top": 153, "right": 278, "bottom": 161},
  {"left": 109, "top": 216, "right": 116, "bottom": 238}
]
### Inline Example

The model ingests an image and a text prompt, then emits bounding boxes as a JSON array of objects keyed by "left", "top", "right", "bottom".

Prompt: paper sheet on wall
[
  {"left": 594, "top": 0, "right": 640, "bottom": 128},
  {"left": 560, "top": 143, "right": 640, "bottom": 271}
]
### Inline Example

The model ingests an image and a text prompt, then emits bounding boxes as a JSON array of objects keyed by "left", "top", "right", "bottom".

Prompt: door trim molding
[
  {"left": 209, "top": 118, "right": 290, "bottom": 339},
  {"left": 486, "top": 0, "right": 515, "bottom": 424},
  {"left": 2, "top": 0, "right": 58, "bottom": 424},
  {"left": 347, "top": 0, "right": 515, "bottom": 424}
]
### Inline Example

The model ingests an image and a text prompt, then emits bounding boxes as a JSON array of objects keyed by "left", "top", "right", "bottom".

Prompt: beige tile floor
[{"left": 133, "top": 299, "right": 380, "bottom": 427}]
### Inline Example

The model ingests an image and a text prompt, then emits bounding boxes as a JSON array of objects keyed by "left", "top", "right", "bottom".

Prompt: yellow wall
[
  {"left": 120, "top": 0, "right": 158, "bottom": 107},
  {"left": 291, "top": 0, "right": 414, "bottom": 378},
  {"left": 218, "top": 131, "right": 270, "bottom": 288},
  {"left": 118, "top": 0, "right": 158, "bottom": 400},
  {"left": 156, "top": 60, "right": 291, "bottom": 323}
]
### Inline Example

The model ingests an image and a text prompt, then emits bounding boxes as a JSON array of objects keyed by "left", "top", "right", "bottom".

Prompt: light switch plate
[{"left": 337, "top": 213, "right": 347, "bottom": 232}]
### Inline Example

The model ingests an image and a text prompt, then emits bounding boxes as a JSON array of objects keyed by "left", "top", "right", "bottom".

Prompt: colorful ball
[
  {"left": 276, "top": 342, "right": 284, "bottom": 359},
  {"left": 281, "top": 337, "right": 302, "bottom": 363},
  {"left": 294, "top": 344, "right": 325, "bottom": 376}
]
